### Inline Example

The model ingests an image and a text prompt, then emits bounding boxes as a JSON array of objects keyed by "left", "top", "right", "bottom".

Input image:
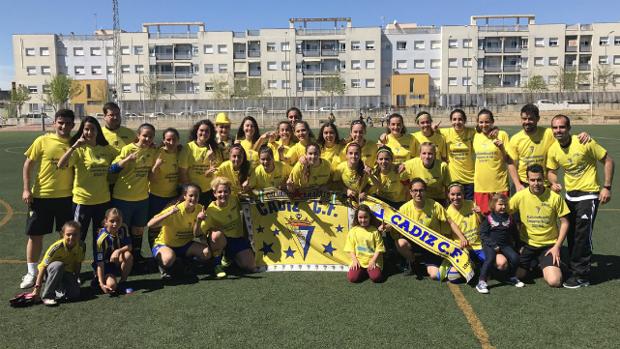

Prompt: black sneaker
[
  {"left": 402, "top": 261, "right": 414, "bottom": 276},
  {"left": 563, "top": 276, "right": 590, "bottom": 289}
]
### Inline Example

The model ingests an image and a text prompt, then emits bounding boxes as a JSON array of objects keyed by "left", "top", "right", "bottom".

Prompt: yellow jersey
[
  {"left": 509, "top": 188, "right": 570, "bottom": 247},
  {"left": 344, "top": 226, "right": 385, "bottom": 268},
  {"left": 384, "top": 133, "right": 415, "bottom": 164},
  {"left": 399, "top": 199, "right": 448, "bottom": 234},
  {"left": 401, "top": 157, "right": 450, "bottom": 200},
  {"left": 320, "top": 143, "right": 344, "bottom": 169},
  {"left": 24, "top": 133, "right": 73, "bottom": 198},
  {"left": 201, "top": 197, "right": 244, "bottom": 238},
  {"left": 112, "top": 143, "right": 157, "bottom": 201},
  {"left": 284, "top": 141, "right": 307, "bottom": 165},
  {"left": 101, "top": 126, "right": 136, "bottom": 153},
  {"left": 446, "top": 200, "right": 482, "bottom": 249},
  {"left": 239, "top": 139, "right": 259, "bottom": 166},
  {"left": 289, "top": 160, "right": 332, "bottom": 189},
  {"left": 268, "top": 140, "right": 294, "bottom": 162},
  {"left": 509, "top": 126, "right": 555, "bottom": 183},
  {"left": 546, "top": 136, "right": 608, "bottom": 193},
  {"left": 441, "top": 127, "right": 476, "bottom": 184},
  {"left": 215, "top": 160, "right": 245, "bottom": 194},
  {"left": 368, "top": 169, "right": 408, "bottom": 204},
  {"left": 38, "top": 239, "right": 85, "bottom": 274},
  {"left": 341, "top": 141, "right": 378, "bottom": 168},
  {"left": 179, "top": 141, "right": 224, "bottom": 193},
  {"left": 412, "top": 131, "right": 447, "bottom": 161},
  {"left": 248, "top": 162, "right": 291, "bottom": 190},
  {"left": 68, "top": 144, "right": 118, "bottom": 205},
  {"left": 153, "top": 201, "right": 204, "bottom": 248},
  {"left": 149, "top": 148, "right": 180, "bottom": 198},
  {"left": 473, "top": 130, "right": 511, "bottom": 193},
  {"left": 332, "top": 161, "right": 369, "bottom": 193}
]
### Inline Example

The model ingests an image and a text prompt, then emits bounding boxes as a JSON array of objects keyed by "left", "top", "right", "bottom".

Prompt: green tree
[
  {"left": 595, "top": 64, "right": 615, "bottom": 92},
  {"left": 43, "top": 74, "right": 82, "bottom": 111},
  {"left": 523, "top": 75, "right": 547, "bottom": 102},
  {"left": 556, "top": 67, "right": 587, "bottom": 93},
  {"left": 143, "top": 74, "right": 162, "bottom": 112},
  {"left": 10, "top": 85, "right": 31, "bottom": 118},
  {"left": 321, "top": 74, "right": 346, "bottom": 110}
]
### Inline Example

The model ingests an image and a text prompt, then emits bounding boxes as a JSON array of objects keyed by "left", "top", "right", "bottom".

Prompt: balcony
[
  {"left": 579, "top": 45, "right": 591, "bottom": 52},
  {"left": 303, "top": 49, "right": 320, "bottom": 57},
  {"left": 155, "top": 53, "right": 174, "bottom": 60},
  {"left": 156, "top": 73, "right": 174, "bottom": 79},
  {"left": 566, "top": 46, "right": 578, "bottom": 52},
  {"left": 485, "top": 47, "right": 502, "bottom": 53},
  {"left": 321, "top": 49, "right": 339, "bottom": 56},
  {"left": 174, "top": 53, "right": 192, "bottom": 60},
  {"left": 504, "top": 46, "right": 523, "bottom": 53},
  {"left": 248, "top": 49, "right": 261, "bottom": 58},
  {"left": 578, "top": 64, "right": 592, "bottom": 70},
  {"left": 564, "top": 65, "right": 577, "bottom": 71},
  {"left": 295, "top": 29, "right": 345, "bottom": 36},
  {"left": 503, "top": 65, "right": 520, "bottom": 72},
  {"left": 233, "top": 51, "right": 246, "bottom": 59},
  {"left": 248, "top": 70, "right": 261, "bottom": 77},
  {"left": 303, "top": 69, "right": 322, "bottom": 75},
  {"left": 484, "top": 66, "right": 502, "bottom": 72},
  {"left": 174, "top": 72, "right": 193, "bottom": 79},
  {"left": 148, "top": 33, "right": 197, "bottom": 39},
  {"left": 478, "top": 25, "right": 528, "bottom": 32},
  {"left": 233, "top": 32, "right": 246, "bottom": 38}
]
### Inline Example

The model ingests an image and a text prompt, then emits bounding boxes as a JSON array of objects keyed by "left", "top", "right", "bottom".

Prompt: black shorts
[
  {"left": 518, "top": 244, "right": 556, "bottom": 270},
  {"left": 411, "top": 243, "right": 443, "bottom": 267},
  {"left": 25, "top": 197, "right": 73, "bottom": 236}
]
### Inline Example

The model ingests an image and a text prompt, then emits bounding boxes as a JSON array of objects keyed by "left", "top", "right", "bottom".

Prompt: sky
[{"left": 2, "top": 0, "right": 619, "bottom": 89}]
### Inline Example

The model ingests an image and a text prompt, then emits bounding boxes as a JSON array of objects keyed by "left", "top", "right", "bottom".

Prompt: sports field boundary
[{"left": 448, "top": 283, "right": 495, "bottom": 349}]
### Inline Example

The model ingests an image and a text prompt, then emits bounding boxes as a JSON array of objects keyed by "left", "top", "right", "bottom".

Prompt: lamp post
[{"left": 446, "top": 35, "right": 452, "bottom": 109}]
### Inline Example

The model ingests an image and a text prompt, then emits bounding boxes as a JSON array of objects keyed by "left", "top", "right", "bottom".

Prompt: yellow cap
[{"left": 215, "top": 112, "right": 231, "bottom": 125}]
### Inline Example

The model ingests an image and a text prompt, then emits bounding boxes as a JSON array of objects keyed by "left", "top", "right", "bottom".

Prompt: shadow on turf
[{"left": 590, "top": 254, "right": 620, "bottom": 285}]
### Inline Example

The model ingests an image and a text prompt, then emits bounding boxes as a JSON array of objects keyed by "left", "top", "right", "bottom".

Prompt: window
[
  {"left": 267, "top": 61, "right": 277, "bottom": 71},
  {"left": 281, "top": 42, "right": 290, "bottom": 51},
  {"left": 535, "top": 38, "right": 545, "bottom": 47},
  {"left": 204, "top": 45, "right": 214, "bottom": 54},
  {"left": 121, "top": 65, "right": 130, "bottom": 73},
  {"left": 136, "top": 83, "right": 144, "bottom": 93},
  {"left": 281, "top": 61, "right": 290, "bottom": 70},
  {"left": 599, "top": 56, "right": 609, "bottom": 65},
  {"left": 282, "top": 80, "right": 290, "bottom": 89},
  {"left": 339, "top": 42, "right": 346, "bottom": 52},
  {"left": 521, "top": 38, "right": 529, "bottom": 49},
  {"left": 448, "top": 77, "right": 457, "bottom": 86},
  {"left": 106, "top": 47, "right": 113, "bottom": 56},
  {"left": 549, "top": 57, "right": 559, "bottom": 66},
  {"left": 396, "top": 41, "right": 407, "bottom": 50},
  {"left": 549, "top": 38, "right": 559, "bottom": 47},
  {"left": 430, "top": 59, "right": 440, "bottom": 69},
  {"left": 615, "top": 37, "right": 620, "bottom": 46},
  {"left": 25, "top": 48, "right": 35, "bottom": 56},
  {"left": 463, "top": 39, "right": 473, "bottom": 48},
  {"left": 614, "top": 55, "right": 620, "bottom": 65},
  {"left": 462, "top": 77, "right": 472, "bottom": 86},
  {"left": 462, "top": 58, "right": 472, "bottom": 67},
  {"left": 74, "top": 66, "right": 85, "bottom": 75},
  {"left": 600, "top": 37, "right": 610, "bottom": 46},
  {"left": 414, "top": 41, "right": 425, "bottom": 50},
  {"left": 268, "top": 80, "right": 277, "bottom": 89},
  {"left": 266, "top": 42, "right": 276, "bottom": 52},
  {"left": 107, "top": 67, "right": 114, "bottom": 75},
  {"left": 134, "top": 46, "right": 144, "bottom": 55},
  {"left": 91, "top": 47, "right": 101, "bottom": 56},
  {"left": 351, "top": 79, "right": 361, "bottom": 88},
  {"left": 91, "top": 66, "right": 102, "bottom": 75},
  {"left": 365, "top": 41, "right": 375, "bottom": 50},
  {"left": 521, "top": 57, "right": 529, "bottom": 68},
  {"left": 414, "top": 59, "right": 425, "bottom": 69},
  {"left": 448, "top": 39, "right": 458, "bottom": 48},
  {"left": 218, "top": 64, "right": 228, "bottom": 73},
  {"left": 122, "top": 84, "right": 131, "bottom": 93},
  {"left": 121, "top": 46, "right": 130, "bottom": 55},
  {"left": 431, "top": 40, "right": 441, "bottom": 49},
  {"left": 204, "top": 82, "right": 215, "bottom": 92},
  {"left": 26, "top": 66, "right": 37, "bottom": 75},
  {"left": 135, "top": 65, "right": 144, "bottom": 74},
  {"left": 365, "top": 79, "right": 375, "bottom": 88},
  {"left": 42, "top": 85, "right": 50, "bottom": 94},
  {"left": 204, "top": 64, "right": 214, "bottom": 73},
  {"left": 548, "top": 75, "right": 558, "bottom": 84},
  {"left": 218, "top": 44, "right": 228, "bottom": 54},
  {"left": 41, "top": 66, "right": 51, "bottom": 75},
  {"left": 365, "top": 60, "right": 375, "bottom": 69},
  {"left": 351, "top": 60, "right": 361, "bottom": 70},
  {"left": 28, "top": 86, "right": 38, "bottom": 94},
  {"left": 448, "top": 58, "right": 458, "bottom": 68},
  {"left": 40, "top": 47, "right": 49, "bottom": 56},
  {"left": 73, "top": 47, "right": 84, "bottom": 56},
  {"left": 396, "top": 60, "right": 407, "bottom": 69},
  {"left": 351, "top": 41, "right": 361, "bottom": 50},
  {"left": 534, "top": 57, "right": 545, "bottom": 66},
  {"left": 614, "top": 75, "right": 620, "bottom": 84}
]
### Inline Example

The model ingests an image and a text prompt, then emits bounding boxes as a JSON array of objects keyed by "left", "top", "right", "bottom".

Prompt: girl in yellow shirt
[
  {"left": 235, "top": 116, "right": 260, "bottom": 165},
  {"left": 287, "top": 143, "right": 332, "bottom": 193},
  {"left": 378, "top": 113, "right": 415, "bottom": 164},
  {"left": 369, "top": 146, "right": 408, "bottom": 209},
  {"left": 253, "top": 121, "right": 295, "bottom": 162},
  {"left": 317, "top": 122, "right": 344, "bottom": 168},
  {"left": 344, "top": 204, "right": 385, "bottom": 283},
  {"left": 412, "top": 111, "right": 447, "bottom": 162},
  {"left": 214, "top": 143, "right": 252, "bottom": 195},
  {"left": 283, "top": 120, "right": 315, "bottom": 165},
  {"left": 147, "top": 183, "right": 211, "bottom": 280},
  {"left": 439, "top": 109, "right": 477, "bottom": 199},
  {"left": 248, "top": 145, "right": 291, "bottom": 190},
  {"left": 332, "top": 142, "right": 369, "bottom": 202},
  {"left": 343, "top": 119, "right": 378, "bottom": 168}
]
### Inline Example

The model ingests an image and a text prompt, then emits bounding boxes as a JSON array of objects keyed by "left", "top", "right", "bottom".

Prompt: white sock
[{"left": 27, "top": 263, "right": 38, "bottom": 276}]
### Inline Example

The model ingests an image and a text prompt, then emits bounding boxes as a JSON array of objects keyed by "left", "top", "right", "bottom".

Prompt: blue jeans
[{"left": 480, "top": 244, "right": 520, "bottom": 281}]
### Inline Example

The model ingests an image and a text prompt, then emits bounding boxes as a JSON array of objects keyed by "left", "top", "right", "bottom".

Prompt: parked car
[
  {"left": 148, "top": 112, "right": 166, "bottom": 118},
  {"left": 176, "top": 111, "right": 193, "bottom": 117},
  {"left": 193, "top": 110, "right": 208, "bottom": 116},
  {"left": 124, "top": 113, "right": 139, "bottom": 118}
]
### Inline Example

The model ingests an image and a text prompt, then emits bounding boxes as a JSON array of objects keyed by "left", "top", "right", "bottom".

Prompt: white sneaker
[
  {"left": 476, "top": 280, "right": 489, "bottom": 294},
  {"left": 508, "top": 277, "right": 525, "bottom": 288},
  {"left": 42, "top": 298, "right": 58, "bottom": 306},
  {"left": 20, "top": 273, "right": 36, "bottom": 289}
]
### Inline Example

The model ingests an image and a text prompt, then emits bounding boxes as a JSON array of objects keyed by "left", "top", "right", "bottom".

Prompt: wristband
[
  {"left": 604, "top": 185, "right": 612, "bottom": 191},
  {"left": 34, "top": 284, "right": 41, "bottom": 289}
]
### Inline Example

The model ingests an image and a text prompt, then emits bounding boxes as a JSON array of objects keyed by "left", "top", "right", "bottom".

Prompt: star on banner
[
  {"left": 284, "top": 246, "right": 296, "bottom": 258},
  {"left": 272, "top": 228, "right": 280, "bottom": 236},
  {"left": 256, "top": 225, "right": 265, "bottom": 234},
  {"left": 322, "top": 241, "right": 336, "bottom": 256},
  {"left": 335, "top": 224, "right": 344, "bottom": 233},
  {"left": 260, "top": 242, "right": 274, "bottom": 255}
]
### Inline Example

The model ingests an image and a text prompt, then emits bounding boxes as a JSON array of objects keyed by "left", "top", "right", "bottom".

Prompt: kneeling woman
[
  {"left": 286, "top": 142, "right": 332, "bottom": 193},
  {"left": 147, "top": 184, "right": 211, "bottom": 279},
  {"left": 201, "top": 177, "right": 256, "bottom": 278}
]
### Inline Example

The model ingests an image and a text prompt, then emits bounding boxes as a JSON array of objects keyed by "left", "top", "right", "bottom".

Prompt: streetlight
[{"left": 446, "top": 35, "right": 452, "bottom": 109}]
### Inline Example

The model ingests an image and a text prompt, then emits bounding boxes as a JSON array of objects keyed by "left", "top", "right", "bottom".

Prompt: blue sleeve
[{"left": 109, "top": 163, "right": 123, "bottom": 173}]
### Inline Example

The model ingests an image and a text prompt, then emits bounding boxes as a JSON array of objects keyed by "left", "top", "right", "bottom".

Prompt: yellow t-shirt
[
  {"left": 332, "top": 161, "right": 369, "bottom": 193},
  {"left": 102, "top": 126, "right": 136, "bottom": 153},
  {"left": 412, "top": 131, "right": 447, "bottom": 161},
  {"left": 24, "top": 133, "right": 73, "bottom": 198},
  {"left": 399, "top": 199, "right": 448, "bottom": 234},
  {"left": 248, "top": 162, "right": 291, "bottom": 190},
  {"left": 38, "top": 239, "right": 86, "bottom": 273},
  {"left": 446, "top": 200, "right": 482, "bottom": 249},
  {"left": 69, "top": 144, "right": 118, "bottom": 205},
  {"left": 289, "top": 160, "right": 332, "bottom": 189},
  {"left": 153, "top": 201, "right": 203, "bottom": 248},
  {"left": 200, "top": 197, "right": 244, "bottom": 238},
  {"left": 321, "top": 143, "right": 344, "bottom": 169},
  {"left": 473, "top": 130, "right": 511, "bottom": 193},
  {"left": 341, "top": 141, "right": 378, "bottom": 168},
  {"left": 441, "top": 127, "right": 475, "bottom": 184},
  {"left": 509, "top": 126, "right": 555, "bottom": 183},
  {"left": 268, "top": 140, "right": 294, "bottom": 162},
  {"left": 239, "top": 139, "right": 259, "bottom": 166},
  {"left": 401, "top": 157, "right": 450, "bottom": 200},
  {"left": 384, "top": 133, "right": 415, "bottom": 164},
  {"left": 112, "top": 143, "right": 157, "bottom": 201},
  {"left": 368, "top": 169, "right": 408, "bottom": 204},
  {"left": 215, "top": 160, "right": 246, "bottom": 195},
  {"left": 509, "top": 188, "right": 570, "bottom": 247},
  {"left": 546, "top": 136, "right": 607, "bottom": 193},
  {"left": 344, "top": 226, "right": 385, "bottom": 268},
  {"left": 284, "top": 142, "right": 307, "bottom": 165},
  {"left": 149, "top": 148, "right": 180, "bottom": 198},
  {"left": 178, "top": 141, "right": 224, "bottom": 193}
]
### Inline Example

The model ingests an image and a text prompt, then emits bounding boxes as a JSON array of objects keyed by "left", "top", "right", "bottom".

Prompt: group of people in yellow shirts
[{"left": 19, "top": 102, "right": 614, "bottom": 305}]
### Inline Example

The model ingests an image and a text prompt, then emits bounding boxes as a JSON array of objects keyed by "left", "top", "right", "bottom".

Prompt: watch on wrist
[{"left": 604, "top": 185, "right": 612, "bottom": 191}]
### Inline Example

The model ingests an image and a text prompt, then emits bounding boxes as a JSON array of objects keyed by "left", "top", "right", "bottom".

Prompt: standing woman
[
  {"left": 287, "top": 143, "right": 332, "bottom": 192},
  {"left": 253, "top": 121, "right": 295, "bottom": 162},
  {"left": 472, "top": 109, "right": 513, "bottom": 215},
  {"left": 344, "top": 119, "right": 378, "bottom": 168},
  {"left": 440, "top": 109, "right": 476, "bottom": 200},
  {"left": 57, "top": 116, "right": 118, "bottom": 246},
  {"left": 317, "top": 122, "right": 344, "bottom": 169},
  {"left": 147, "top": 127, "right": 182, "bottom": 249},
  {"left": 282, "top": 120, "right": 314, "bottom": 165},
  {"left": 235, "top": 115, "right": 260, "bottom": 165},
  {"left": 378, "top": 113, "right": 415, "bottom": 165},
  {"left": 179, "top": 119, "right": 224, "bottom": 207},
  {"left": 214, "top": 143, "right": 252, "bottom": 195},
  {"left": 411, "top": 111, "right": 447, "bottom": 162},
  {"left": 401, "top": 142, "right": 451, "bottom": 205}
]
